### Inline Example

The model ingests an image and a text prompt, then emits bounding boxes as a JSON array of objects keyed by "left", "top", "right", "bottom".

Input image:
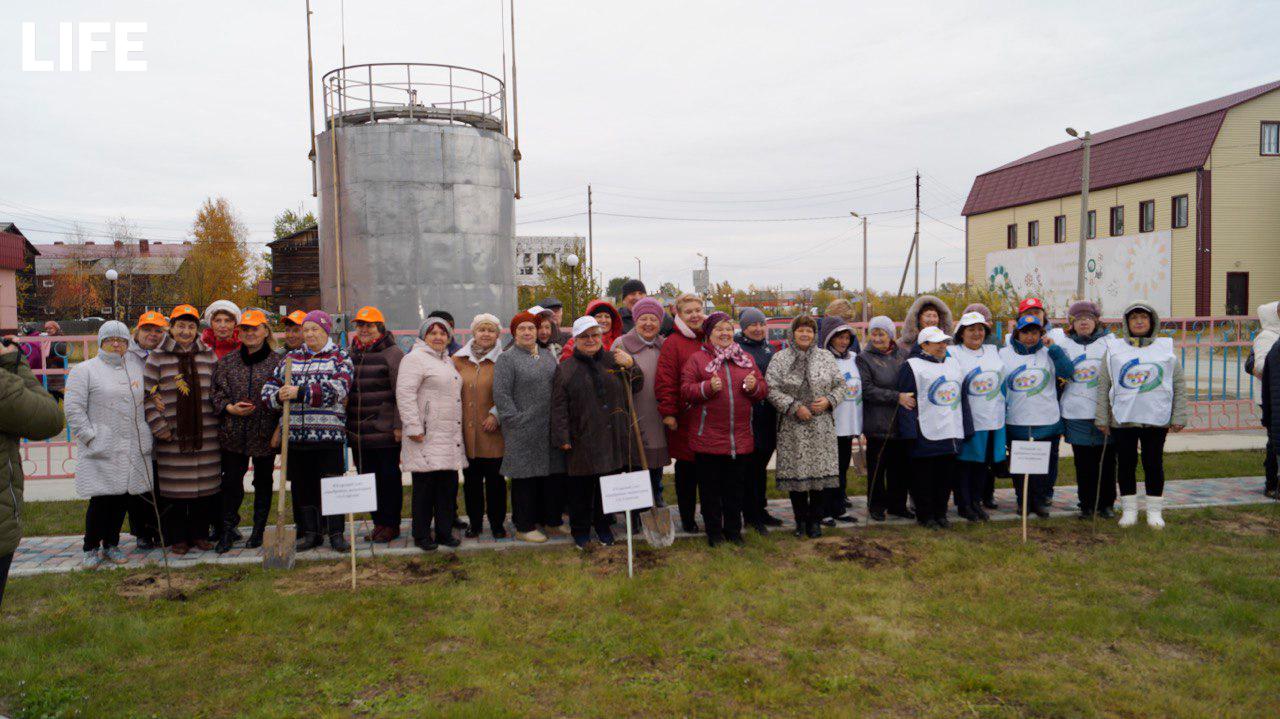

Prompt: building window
[
  {"left": 1006, "top": 224, "right": 1017, "bottom": 249},
  {"left": 1227, "top": 272, "right": 1249, "bottom": 316},
  {"left": 1087, "top": 210, "right": 1097, "bottom": 239},
  {"left": 1109, "top": 206, "right": 1124, "bottom": 236},
  {"left": 1262, "top": 122, "right": 1280, "bottom": 156},
  {"left": 41, "top": 279, "right": 54, "bottom": 287},
  {"left": 1054, "top": 215, "right": 1066, "bottom": 243},
  {"left": 1027, "top": 220, "right": 1040, "bottom": 247},
  {"left": 1172, "top": 195, "right": 1189, "bottom": 229},
  {"left": 1139, "top": 200, "right": 1155, "bottom": 233}
]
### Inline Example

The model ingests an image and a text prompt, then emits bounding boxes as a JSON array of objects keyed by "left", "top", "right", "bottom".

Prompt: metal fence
[{"left": 15, "top": 316, "right": 1265, "bottom": 481}]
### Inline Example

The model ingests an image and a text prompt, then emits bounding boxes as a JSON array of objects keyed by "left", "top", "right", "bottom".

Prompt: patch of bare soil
[
  {"left": 1198, "top": 510, "right": 1280, "bottom": 536},
  {"left": 1028, "top": 524, "right": 1115, "bottom": 550},
  {"left": 583, "top": 543, "right": 665, "bottom": 575},
  {"left": 117, "top": 570, "right": 243, "bottom": 601},
  {"left": 812, "top": 534, "right": 912, "bottom": 568},
  {"left": 273, "top": 555, "right": 467, "bottom": 595}
]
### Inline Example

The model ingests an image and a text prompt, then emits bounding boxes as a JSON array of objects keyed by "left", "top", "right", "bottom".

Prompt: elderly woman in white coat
[
  {"left": 65, "top": 321, "right": 154, "bottom": 568},
  {"left": 397, "top": 317, "right": 468, "bottom": 551}
]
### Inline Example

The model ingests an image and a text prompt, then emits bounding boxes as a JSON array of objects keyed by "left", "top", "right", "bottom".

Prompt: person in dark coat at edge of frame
[
  {"left": 0, "top": 330, "right": 64, "bottom": 608},
  {"left": 1246, "top": 300, "right": 1278, "bottom": 497},
  {"left": 550, "top": 316, "right": 645, "bottom": 550}
]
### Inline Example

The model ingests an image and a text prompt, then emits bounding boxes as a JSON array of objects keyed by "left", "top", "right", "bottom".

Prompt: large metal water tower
[{"left": 316, "top": 63, "right": 516, "bottom": 330}]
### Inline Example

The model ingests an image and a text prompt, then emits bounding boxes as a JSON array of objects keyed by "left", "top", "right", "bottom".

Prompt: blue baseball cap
[{"left": 1015, "top": 315, "right": 1044, "bottom": 331}]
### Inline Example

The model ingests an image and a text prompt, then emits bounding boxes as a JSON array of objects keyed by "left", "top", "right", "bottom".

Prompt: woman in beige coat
[{"left": 397, "top": 317, "right": 467, "bottom": 550}]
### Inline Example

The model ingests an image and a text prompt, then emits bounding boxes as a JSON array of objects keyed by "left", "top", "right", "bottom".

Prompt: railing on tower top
[{"left": 320, "top": 62, "right": 506, "bottom": 134}]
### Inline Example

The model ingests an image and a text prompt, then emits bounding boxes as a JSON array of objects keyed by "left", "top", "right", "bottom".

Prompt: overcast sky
[{"left": 3, "top": 1, "right": 1275, "bottom": 296}]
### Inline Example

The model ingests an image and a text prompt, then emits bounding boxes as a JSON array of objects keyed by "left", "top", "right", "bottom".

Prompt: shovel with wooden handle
[
  {"left": 263, "top": 360, "right": 297, "bottom": 569},
  {"left": 622, "top": 369, "right": 675, "bottom": 548}
]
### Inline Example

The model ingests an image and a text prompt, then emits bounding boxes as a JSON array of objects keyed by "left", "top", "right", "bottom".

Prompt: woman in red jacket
[
  {"left": 655, "top": 293, "right": 708, "bottom": 533},
  {"left": 680, "top": 312, "right": 768, "bottom": 546}
]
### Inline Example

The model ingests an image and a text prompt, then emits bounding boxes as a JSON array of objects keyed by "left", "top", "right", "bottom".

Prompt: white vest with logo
[
  {"left": 1056, "top": 333, "right": 1114, "bottom": 420},
  {"left": 1106, "top": 338, "right": 1175, "bottom": 426},
  {"left": 907, "top": 356, "right": 965, "bottom": 441},
  {"left": 832, "top": 353, "right": 863, "bottom": 437},
  {"left": 949, "top": 344, "right": 1006, "bottom": 432},
  {"left": 999, "top": 344, "right": 1060, "bottom": 426}
]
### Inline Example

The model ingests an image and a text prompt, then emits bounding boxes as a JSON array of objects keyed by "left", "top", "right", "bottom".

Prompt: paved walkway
[{"left": 11, "top": 476, "right": 1274, "bottom": 577}]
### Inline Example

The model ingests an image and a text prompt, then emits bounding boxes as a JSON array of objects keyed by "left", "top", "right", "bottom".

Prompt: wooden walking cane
[
  {"left": 263, "top": 360, "right": 297, "bottom": 569},
  {"left": 623, "top": 366, "right": 675, "bottom": 548}
]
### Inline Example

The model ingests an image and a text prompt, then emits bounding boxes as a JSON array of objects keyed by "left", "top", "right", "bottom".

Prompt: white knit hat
[
  {"left": 203, "top": 299, "right": 242, "bottom": 325},
  {"left": 471, "top": 313, "right": 501, "bottom": 331},
  {"left": 571, "top": 316, "right": 601, "bottom": 338}
]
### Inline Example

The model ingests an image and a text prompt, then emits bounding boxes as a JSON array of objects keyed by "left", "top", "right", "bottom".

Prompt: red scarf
[{"left": 704, "top": 341, "right": 753, "bottom": 374}]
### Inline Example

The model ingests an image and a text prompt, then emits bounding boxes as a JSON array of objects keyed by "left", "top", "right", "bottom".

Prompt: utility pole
[
  {"left": 914, "top": 171, "right": 920, "bottom": 294},
  {"left": 852, "top": 212, "right": 868, "bottom": 326},
  {"left": 305, "top": 0, "right": 318, "bottom": 197},
  {"left": 509, "top": 0, "right": 522, "bottom": 198},
  {"left": 634, "top": 256, "right": 642, "bottom": 282},
  {"left": 934, "top": 257, "right": 945, "bottom": 291},
  {"left": 1067, "top": 128, "right": 1092, "bottom": 301},
  {"left": 587, "top": 184, "right": 594, "bottom": 281}
]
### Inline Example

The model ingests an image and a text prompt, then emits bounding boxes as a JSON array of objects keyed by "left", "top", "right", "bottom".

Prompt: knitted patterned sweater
[{"left": 262, "top": 340, "right": 353, "bottom": 447}]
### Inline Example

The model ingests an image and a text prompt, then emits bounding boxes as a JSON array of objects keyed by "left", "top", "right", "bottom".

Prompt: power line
[
  {"left": 590, "top": 175, "right": 913, "bottom": 205},
  {"left": 587, "top": 168, "right": 917, "bottom": 197},
  {"left": 920, "top": 211, "right": 965, "bottom": 233},
  {"left": 515, "top": 211, "right": 587, "bottom": 225}
]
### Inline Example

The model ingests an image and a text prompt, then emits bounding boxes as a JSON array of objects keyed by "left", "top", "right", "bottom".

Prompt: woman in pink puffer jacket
[{"left": 396, "top": 317, "right": 467, "bottom": 550}]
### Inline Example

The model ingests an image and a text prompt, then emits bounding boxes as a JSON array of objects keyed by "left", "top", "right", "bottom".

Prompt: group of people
[{"left": 0, "top": 277, "right": 1226, "bottom": 585}]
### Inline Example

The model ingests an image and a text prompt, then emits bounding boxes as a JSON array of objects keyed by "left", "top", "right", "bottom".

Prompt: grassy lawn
[
  {"left": 19, "top": 449, "right": 1269, "bottom": 538},
  {"left": 2, "top": 503, "right": 1279, "bottom": 718}
]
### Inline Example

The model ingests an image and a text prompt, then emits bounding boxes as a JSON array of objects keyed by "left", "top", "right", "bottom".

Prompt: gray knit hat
[
  {"left": 97, "top": 320, "right": 131, "bottom": 345},
  {"left": 868, "top": 315, "right": 896, "bottom": 339},
  {"left": 418, "top": 316, "right": 454, "bottom": 341},
  {"left": 738, "top": 307, "right": 767, "bottom": 327}
]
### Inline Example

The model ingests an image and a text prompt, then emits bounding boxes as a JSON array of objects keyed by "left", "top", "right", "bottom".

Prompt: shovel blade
[
  {"left": 639, "top": 507, "right": 676, "bottom": 548},
  {"left": 261, "top": 526, "right": 297, "bottom": 570}
]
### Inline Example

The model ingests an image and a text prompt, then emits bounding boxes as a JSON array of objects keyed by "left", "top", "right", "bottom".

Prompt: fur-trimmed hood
[{"left": 899, "top": 294, "right": 954, "bottom": 349}]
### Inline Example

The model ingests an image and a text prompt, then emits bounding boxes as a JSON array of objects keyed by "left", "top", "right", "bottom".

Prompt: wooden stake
[
  {"left": 1021, "top": 473, "right": 1030, "bottom": 544},
  {"left": 349, "top": 511, "right": 356, "bottom": 590}
]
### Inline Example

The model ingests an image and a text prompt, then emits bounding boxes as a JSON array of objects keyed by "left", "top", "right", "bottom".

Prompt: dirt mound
[
  {"left": 117, "top": 570, "right": 243, "bottom": 601},
  {"left": 813, "top": 535, "right": 911, "bottom": 568},
  {"left": 1198, "top": 510, "right": 1280, "bottom": 536},
  {"left": 1027, "top": 524, "right": 1114, "bottom": 550},
  {"left": 583, "top": 543, "right": 665, "bottom": 575},
  {"left": 273, "top": 555, "right": 468, "bottom": 595}
]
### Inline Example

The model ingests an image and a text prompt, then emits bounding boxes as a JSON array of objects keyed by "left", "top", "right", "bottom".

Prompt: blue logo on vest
[
  {"left": 927, "top": 375, "right": 961, "bottom": 408},
  {"left": 1118, "top": 358, "right": 1164, "bottom": 393},
  {"left": 1007, "top": 365, "right": 1051, "bottom": 396},
  {"left": 965, "top": 368, "right": 1002, "bottom": 401}
]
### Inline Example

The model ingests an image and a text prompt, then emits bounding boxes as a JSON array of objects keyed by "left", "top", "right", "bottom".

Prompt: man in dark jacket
[
  {"left": 550, "top": 317, "right": 645, "bottom": 548},
  {"left": 735, "top": 307, "right": 783, "bottom": 532},
  {"left": 0, "top": 335, "right": 65, "bottom": 607}
]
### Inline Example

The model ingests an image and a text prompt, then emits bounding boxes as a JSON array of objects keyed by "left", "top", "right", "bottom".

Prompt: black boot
[
  {"left": 328, "top": 515, "right": 350, "bottom": 552},
  {"left": 806, "top": 521, "right": 822, "bottom": 539},
  {"left": 245, "top": 492, "right": 271, "bottom": 549},
  {"left": 295, "top": 507, "right": 323, "bottom": 551}
]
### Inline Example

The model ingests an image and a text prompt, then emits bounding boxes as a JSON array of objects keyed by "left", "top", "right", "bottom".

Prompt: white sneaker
[
  {"left": 516, "top": 529, "right": 548, "bottom": 544},
  {"left": 81, "top": 550, "right": 103, "bottom": 569},
  {"left": 1118, "top": 495, "right": 1139, "bottom": 528},
  {"left": 103, "top": 546, "right": 129, "bottom": 564},
  {"left": 1146, "top": 495, "right": 1165, "bottom": 529}
]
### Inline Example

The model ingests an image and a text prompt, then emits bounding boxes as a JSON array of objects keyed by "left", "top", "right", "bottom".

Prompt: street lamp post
[
  {"left": 563, "top": 253, "right": 580, "bottom": 318},
  {"left": 634, "top": 256, "right": 642, "bottom": 283},
  {"left": 1067, "top": 127, "right": 1092, "bottom": 301},
  {"left": 105, "top": 268, "right": 119, "bottom": 321},
  {"left": 851, "top": 212, "right": 868, "bottom": 326},
  {"left": 934, "top": 257, "right": 945, "bottom": 291}
]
